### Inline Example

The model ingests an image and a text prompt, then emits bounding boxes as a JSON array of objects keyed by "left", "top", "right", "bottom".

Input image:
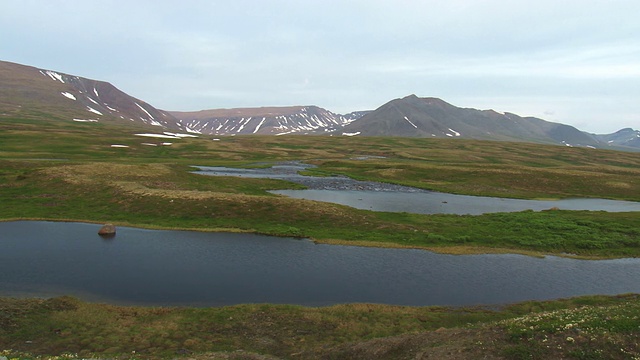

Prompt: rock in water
[{"left": 98, "top": 224, "right": 116, "bottom": 236}]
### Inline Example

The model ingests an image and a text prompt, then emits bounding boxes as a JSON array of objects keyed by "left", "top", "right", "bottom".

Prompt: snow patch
[
  {"left": 134, "top": 133, "right": 180, "bottom": 139},
  {"left": 253, "top": 117, "right": 267, "bottom": 134},
  {"left": 61, "top": 92, "right": 76, "bottom": 100},
  {"left": 86, "top": 106, "right": 103, "bottom": 116},
  {"left": 105, "top": 105, "right": 118, "bottom": 112},
  {"left": 403, "top": 116, "right": 418, "bottom": 129},
  {"left": 110, "top": 145, "right": 129, "bottom": 148},
  {"left": 93, "top": 87, "right": 100, "bottom": 98},
  {"left": 41, "top": 70, "right": 65, "bottom": 83},
  {"left": 342, "top": 132, "right": 361, "bottom": 136},
  {"left": 447, "top": 128, "right": 461, "bottom": 137},
  {"left": 236, "top": 117, "right": 251, "bottom": 133},
  {"left": 87, "top": 97, "right": 100, "bottom": 105},
  {"left": 162, "top": 143, "right": 172, "bottom": 146},
  {"left": 163, "top": 132, "right": 198, "bottom": 138},
  {"left": 73, "top": 118, "right": 99, "bottom": 122},
  {"left": 141, "top": 143, "right": 158, "bottom": 146}
]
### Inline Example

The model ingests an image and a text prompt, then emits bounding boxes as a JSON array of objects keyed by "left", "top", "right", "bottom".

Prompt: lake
[
  {"left": 195, "top": 163, "right": 640, "bottom": 215},
  {"left": 2, "top": 221, "right": 640, "bottom": 307}
]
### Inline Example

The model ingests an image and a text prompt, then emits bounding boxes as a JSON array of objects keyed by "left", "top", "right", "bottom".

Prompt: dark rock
[{"left": 98, "top": 224, "right": 116, "bottom": 236}]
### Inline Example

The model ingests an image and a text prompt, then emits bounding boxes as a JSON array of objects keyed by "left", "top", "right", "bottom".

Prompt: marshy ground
[{"left": 2, "top": 117, "right": 640, "bottom": 359}]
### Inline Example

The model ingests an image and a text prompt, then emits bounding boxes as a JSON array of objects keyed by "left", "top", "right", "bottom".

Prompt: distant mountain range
[
  {"left": 1, "top": 60, "right": 638, "bottom": 151},
  {"left": 170, "top": 107, "right": 367, "bottom": 135}
]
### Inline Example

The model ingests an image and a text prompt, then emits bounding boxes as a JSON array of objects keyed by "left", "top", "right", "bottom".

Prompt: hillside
[
  {"left": 339, "top": 95, "right": 608, "bottom": 147},
  {"left": 170, "top": 107, "right": 367, "bottom": 135},
  {"left": 592, "top": 127, "right": 640, "bottom": 148},
  {"left": 0, "top": 60, "right": 183, "bottom": 132}
]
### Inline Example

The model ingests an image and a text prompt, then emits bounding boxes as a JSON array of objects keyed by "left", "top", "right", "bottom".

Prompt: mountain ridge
[
  {"left": 339, "top": 94, "right": 638, "bottom": 150},
  {"left": 1, "top": 60, "right": 637, "bottom": 151},
  {"left": 0, "top": 60, "right": 181, "bottom": 130},
  {"left": 170, "top": 107, "right": 368, "bottom": 135}
]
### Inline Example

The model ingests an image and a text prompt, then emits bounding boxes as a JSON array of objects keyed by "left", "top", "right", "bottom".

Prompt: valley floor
[{"left": 2, "top": 126, "right": 640, "bottom": 359}]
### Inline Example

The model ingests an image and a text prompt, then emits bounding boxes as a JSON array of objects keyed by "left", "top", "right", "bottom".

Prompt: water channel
[
  {"left": 194, "top": 162, "right": 640, "bottom": 214},
  {"left": 2, "top": 221, "right": 640, "bottom": 307}
]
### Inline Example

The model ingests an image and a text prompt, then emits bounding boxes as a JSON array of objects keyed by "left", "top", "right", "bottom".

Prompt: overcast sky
[{"left": 2, "top": 0, "right": 639, "bottom": 133}]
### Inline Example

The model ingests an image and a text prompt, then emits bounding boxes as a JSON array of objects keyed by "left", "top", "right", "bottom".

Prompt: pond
[
  {"left": 194, "top": 162, "right": 640, "bottom": 215},
  {"left": 2, "top": 221, "right": 640, "bottom": 307}
]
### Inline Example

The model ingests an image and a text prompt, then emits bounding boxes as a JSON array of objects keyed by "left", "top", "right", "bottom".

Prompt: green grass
[
  {"left": 1, "top": 116, "right": 640, "bottom": 257},
  {"left": 2, "top": 158, "right": 639, "bottom": 257},
  {"left": 1, "top": 295, "right": 639, "bottom": 359},
  {"left": 2, "top": 115, "right": 640, "bottom": 359}
]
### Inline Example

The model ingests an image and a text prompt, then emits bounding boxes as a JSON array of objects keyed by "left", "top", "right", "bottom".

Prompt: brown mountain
[
  {"left": 170, "top": 107, "right": 367, "bottom": 135},
  {"left": 340, "top": 95, "right": 608, "bottom": 148},
  {"left": 0, "top": 60, "right": 180, "bottom": 130}
]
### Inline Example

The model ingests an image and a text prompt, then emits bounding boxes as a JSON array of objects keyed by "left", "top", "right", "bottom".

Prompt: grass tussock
[{"left": 1, "top": 295, "right": 639, "bottom": 359}]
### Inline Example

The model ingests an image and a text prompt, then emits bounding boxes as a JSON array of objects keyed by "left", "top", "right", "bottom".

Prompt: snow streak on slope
[
  {"left": 403, "top": 116, "right": 418, "bottom": 129},
  {"left": 135, "top": 102, "right": 155, "bottom": 120},
  {"left": 172, "top": 107, "right": 368, "bottom": 136},
  {"left": 87, "top": 106, "right": 103, "bottom": 115},
  {"left": 61, "top": 92, "right": 76, "bottom": 100},
  {"left": 253, "top": 117, "right": 266, "bottom": 134},
  {"left": 41, "top": 70, "right": 65, "bottom": 83}
]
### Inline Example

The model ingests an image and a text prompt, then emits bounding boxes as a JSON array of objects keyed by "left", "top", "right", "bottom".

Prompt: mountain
[
  {"left": 592, "top": 128, "right": 640, "bottom": 148},
  {"left": 170, "top": 107, "right": 368, "bottom": 135},
  {"left": 0, "top": 60, "right": 182, "bottom": 131},
  {"left": 2, "top": 60, "right": 638, "bottom": 151},
  {"left": 339, "top": 95, "right": 612, "bottom": 148},
  {"left": 0, "top": 60, "right": 367, "bottom": 136}
]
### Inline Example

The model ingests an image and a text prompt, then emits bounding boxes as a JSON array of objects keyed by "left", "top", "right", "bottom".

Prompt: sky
[{"left": 2, "top": 0, "right": 639, "bottom": 133}]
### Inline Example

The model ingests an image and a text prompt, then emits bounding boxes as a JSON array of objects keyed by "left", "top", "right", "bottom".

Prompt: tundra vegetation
[{"left": 1, "top": 116, "right": 640, "bottom": 359}]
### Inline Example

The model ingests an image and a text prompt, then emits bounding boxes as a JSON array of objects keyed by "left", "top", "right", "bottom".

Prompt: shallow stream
[{"left": 194, "top": 162, "right": 640, "bottom": 214}]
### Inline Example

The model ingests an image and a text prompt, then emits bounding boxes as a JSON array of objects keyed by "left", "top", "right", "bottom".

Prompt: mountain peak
[{"left": 340, "top": 95, "right": 605, "bottom": 148}]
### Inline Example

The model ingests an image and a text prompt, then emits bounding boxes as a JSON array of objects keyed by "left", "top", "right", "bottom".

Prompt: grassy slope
[{"left": 2, "top": 116, "right": 640, "bottom": 359}]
